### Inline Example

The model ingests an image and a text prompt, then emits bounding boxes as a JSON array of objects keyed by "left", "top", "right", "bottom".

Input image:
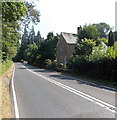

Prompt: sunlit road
[{"left": 13, "top": 62, "right": 116, "bottom": 118}]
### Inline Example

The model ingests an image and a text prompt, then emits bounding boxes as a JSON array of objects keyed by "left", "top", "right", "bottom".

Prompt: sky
[{"left": 31, "top": 0, "right": 116, "bottom": 38}]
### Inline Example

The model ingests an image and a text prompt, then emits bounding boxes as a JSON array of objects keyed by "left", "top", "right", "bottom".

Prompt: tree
[
  {"left": 43, "top": 32, "right": 59, "bottom": 60},
  {"left": 108, "top": 31, "right": 114, "bottom": 46},
  {"left": 17, "top": 26, "right": 29, "bottom": 60},
  {"left": 24, "top": 43, "right": 38, "bottom": 64},
  {"left": 21, "top": 1, "right": 40, "bottom": 27},
  {"left": 2, "top": 2, "right": 26, "bottom": 22},
  {"left": 14, "top": 1, "right": 40, "bottom": 61},
  {"left": 34, "top": 30, "right": 41, "bottom": 46},
  {"left": 28, "top": 26, "right": 35, "bottom": 44},
  {"left": 21, "top": 26, "right": 29, "bottom": 47},
  {"left": 75, "top": 38, "right": 96, "bottom": 56},
  {"left": 92, "top": 22, "right": 112, "bottom": 38},
  {"left": 78, "top": 25, "right": 99, "bottom": 40},
  {"left": 2, "top": 2, "right": 26, "bottom": 61}
]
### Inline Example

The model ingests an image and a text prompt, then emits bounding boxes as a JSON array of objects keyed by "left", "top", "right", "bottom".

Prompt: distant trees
[
  {"left": 78, "top": 23, "right": 112, "bottom": 42},
  {"left": 92, "top": 22, "right": 112, "bottom": 38},
  {"left": 78, "top": 25, "right": 99, "bottom": 40},
  {"left": 34, "top": 31, "right": 41, "bottom": 46},
  {"left": 28, "top": 26, "right": 35, "bottom": 44},
  {"left": 14, "top": 26, "right": 42, "bottom": 61},
  {"left": 14, "top": 30, "right": 59, "bottom": 66}
]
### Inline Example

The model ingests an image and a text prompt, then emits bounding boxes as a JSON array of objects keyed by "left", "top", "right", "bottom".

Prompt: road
[{"left": 12, "top": 62, "right": 116, "bottom": 118}]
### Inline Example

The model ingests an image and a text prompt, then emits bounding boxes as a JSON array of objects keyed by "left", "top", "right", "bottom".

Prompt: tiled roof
[{"left": 61, "top": 32, "right": 78, "bottom": 44}]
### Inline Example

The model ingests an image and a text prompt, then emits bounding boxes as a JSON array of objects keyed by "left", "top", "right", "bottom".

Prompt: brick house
[{"left": 56, "top": 32, "right": 78, "bottom": 65}]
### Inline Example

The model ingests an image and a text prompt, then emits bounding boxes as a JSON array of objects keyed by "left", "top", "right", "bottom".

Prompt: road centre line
[{"left": 22, "top": 65, "right": 117, "bottom": 114}]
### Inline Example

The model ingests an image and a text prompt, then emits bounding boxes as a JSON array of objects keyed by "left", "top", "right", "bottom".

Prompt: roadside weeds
[{"left": 0, "top": 64, "right": 13, "bottom": 118}]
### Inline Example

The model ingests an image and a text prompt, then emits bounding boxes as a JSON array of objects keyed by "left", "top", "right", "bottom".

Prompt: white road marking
[
  {"left": 22, "top": 64, "right": 117, "bottom": 114},
  {"left": 11, "top": 64, "right": 19, "bottom": 118}
]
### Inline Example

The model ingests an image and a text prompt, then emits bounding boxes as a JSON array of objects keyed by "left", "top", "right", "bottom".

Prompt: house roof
[{"left": 61, "top": 32, "right": 78, "bottom": 44}]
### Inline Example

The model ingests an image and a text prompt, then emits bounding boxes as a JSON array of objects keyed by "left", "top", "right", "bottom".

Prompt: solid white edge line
[
  {"left": 11, "top": 64, "right": 19, "bottom": 118},
  {"left": 22, "top": 64, "right": 117, "bottom": 114}
]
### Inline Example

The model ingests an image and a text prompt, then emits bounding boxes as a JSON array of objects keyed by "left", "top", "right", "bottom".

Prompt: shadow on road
[
  {"left": 21, "top": 63, "right": 117, "bottom": 92},
  {"left": 49, "top": 75, "right": 117, "bottom": 92}
]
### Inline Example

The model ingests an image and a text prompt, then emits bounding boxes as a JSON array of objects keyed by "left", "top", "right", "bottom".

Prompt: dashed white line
[{"left": 11, "top": 64, "right": 19, "bottom": 118}]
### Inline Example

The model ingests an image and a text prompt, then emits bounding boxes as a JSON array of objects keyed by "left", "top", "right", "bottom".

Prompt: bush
[
  {"left": 45, "top": 59, "right": 52, "bottom": 68},
  {"left": 1, "top": 60, "right": 13, "bottom": 75},
  {"left": 50, "top": 60, "right": 57, "bottom": 69},
  {"left": 58, "top": 63, "right": 64, "bottom": 69},
  {"left": 67, "top": 47, "right": 117, "bottom": 81}
]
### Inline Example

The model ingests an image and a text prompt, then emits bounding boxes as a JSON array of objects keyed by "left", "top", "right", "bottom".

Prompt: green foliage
[
  {"left": 89, "top": 42, "right": 107, "bottom": 62},
  {"left": 2, "top": 2, "right": 27, "bottom": 61},
  {"left": 92, "top": 22, "right": 112, "bottom": 38},
  {"left": 67, "top": 38, "right": 117, "bottom": 81},
  {"left": 58, "top": 62, "right": 64, "bottom": 69},
  {"left": 2, "top": 2, "right": 26, "bottom": 22},
  {"left": 108, "top": 31, "right": 115, "bottom": 46},
  {"left": 75, "top": 38, "right": 96, "bottom": 56},
  {"left": 78, "top": 25, "right": 99, "bottom": 40},
  {"left": 37, "top": 32, "right": 59, "bottom": 64},
  {"left": 45, "top": 59, "right": 57, "bottom": 69},
  {"left": 0, "top": 60, "right": 13, "bottom": 75},
  {"left": 28, "top": 26, "right": 35, "bottom": 44},
  {"left": 22, "top": 1, "right": 40, "bottom": 27},
  {"left": 24, "top": 43, "right": 38, "bottom": 64},
  {"left": 34, "top": 30, "right": 41, "bottom": 46},
  {"left": 97, "top": 37, "right": 108, "bottom": 45},
  {"left": 15, "top": 25, "right": 41, "bottom": 61},
  {"left": 106, "top": 46, "right": 117, "bottom": 59}
]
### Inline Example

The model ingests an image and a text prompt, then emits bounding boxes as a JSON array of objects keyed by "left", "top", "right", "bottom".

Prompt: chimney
[{"left": 77, "top": 26, "right": 82, "bottom": 35}]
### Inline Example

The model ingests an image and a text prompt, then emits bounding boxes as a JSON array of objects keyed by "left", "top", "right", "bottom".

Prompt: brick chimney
[{"left": 77, "top": 26, "right": 82, "bottom": 35}]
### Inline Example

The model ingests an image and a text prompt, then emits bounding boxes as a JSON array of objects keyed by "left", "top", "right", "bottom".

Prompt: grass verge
[{"left": 0, "top": 63, "right": 13, "bottom": 118}]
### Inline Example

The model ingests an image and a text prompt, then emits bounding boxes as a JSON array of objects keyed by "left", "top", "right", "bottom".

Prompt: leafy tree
[
  {"left": 43, "top": 32, "right": 59, "bottom": 60},
  {"left": 35, "top": 32, "right": 59, "bottom": 65},
  {"left": 78, "top": 25, "right": 99, "bottom": 40},
  {"left": 108, "top": 31, "right": 114, "bottom": 46},
  {"left": 21, "top": 1, "right": 40, "bottom": 27},
  {"left": 24, "top": 43, "right": 38, "bottom": 64},
  {"left": 2, "top": 2, "right": 26, "bottom": 22},
  {"left": 2, "top": 2, "right": 26, "bottom": 61},
  {"left": 89, "top": 42, "right": 107, "bottom": 62},
  {"left": 97, "top": 37, "right": 108, "bottom": 45},
  {"left": 92, "top": 22, "right": 112, "bottom": 38},
  {"left": 75, "top": 38, "right": 96, "bottom": 56},
  {"left": 15, "top": 1, "right": 40, "bottom": 61}
]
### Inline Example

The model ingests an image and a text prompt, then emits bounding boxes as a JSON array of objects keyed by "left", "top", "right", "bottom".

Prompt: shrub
[
  {"left": 45, "top": 59, "right": 52, "bottom": 68},
  {"left": 1, "top": 60, "right": 13, "bottom": 74}
]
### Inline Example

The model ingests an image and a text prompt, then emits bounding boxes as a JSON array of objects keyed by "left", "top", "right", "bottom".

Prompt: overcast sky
[{"left": 32, "top": 0, "right": 116, "bottom": 38}]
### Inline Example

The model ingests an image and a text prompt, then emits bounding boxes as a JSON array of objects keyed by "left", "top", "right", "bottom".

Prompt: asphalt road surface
[{"left": 13, "top": 62, "right": 116, "bottom": 118}]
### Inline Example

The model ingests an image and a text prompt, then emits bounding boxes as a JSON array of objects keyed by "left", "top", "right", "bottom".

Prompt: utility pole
[{"left": 115, "top": 1, "right": 117, "bottom": 31}]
